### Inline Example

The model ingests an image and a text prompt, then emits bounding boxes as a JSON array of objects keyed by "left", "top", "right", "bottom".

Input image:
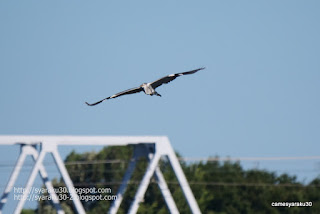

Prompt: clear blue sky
[{"left": 0, "top": 0, "right": 320, "bottom": 201}]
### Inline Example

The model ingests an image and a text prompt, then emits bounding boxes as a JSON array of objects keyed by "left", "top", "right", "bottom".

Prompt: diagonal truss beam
[
  {"left": 110, "top": 144, "right": 179, "bottom": 214},
  {"left": 128, "top": 152, "right": 161, "bottom": 214},
  {"left": 154, "top": 166, "right": 179, "bottom": 214},
  {"left": 109, "top": 153, "right": 138, "bottom": 214},
  {"left": 0, "top": 144, "right": 64, "bottom": 214},
  {"left": 166, "top": 146, "right": 201, "bottom": 214},
  {"left": 0, "top": 136, "right": 201, "bottom": 214}
]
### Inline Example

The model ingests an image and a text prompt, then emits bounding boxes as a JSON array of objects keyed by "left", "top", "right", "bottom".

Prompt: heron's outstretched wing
[
  {"left": 85, "top": 86, "right": 143, "bottom": 106},
  {"left": 150, "top": 67, "right": 205, "bottom": 89}
]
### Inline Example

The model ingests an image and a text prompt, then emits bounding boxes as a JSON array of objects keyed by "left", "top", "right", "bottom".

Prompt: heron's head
[{"left": 140, "top": 83, "right": 147, "bottom": 88}]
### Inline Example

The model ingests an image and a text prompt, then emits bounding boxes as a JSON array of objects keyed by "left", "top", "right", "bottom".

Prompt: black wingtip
[
  {"left": 191, "top": 67, "right": 205, "bottom": 73},
  {"left": 85, "top": 99, "right": 105, "bottom": 106},
  {"left": 85, "top": 102, "right": 97, "bottom": 106}
]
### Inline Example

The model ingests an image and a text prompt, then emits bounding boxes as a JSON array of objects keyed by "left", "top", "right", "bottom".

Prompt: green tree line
[{"left": 25, "top": 146, "right": 319, "bottom": 214}]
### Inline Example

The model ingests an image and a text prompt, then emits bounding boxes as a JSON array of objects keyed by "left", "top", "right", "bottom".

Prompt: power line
[
  {"left": 1, "top": 181, "right": 319, "bottom": 189},
  {"left": 183, "top": 156, "right": 320, "bottom": 162},
  {"left": 0, "top": 156, "right": 319, "bottom": 168}
]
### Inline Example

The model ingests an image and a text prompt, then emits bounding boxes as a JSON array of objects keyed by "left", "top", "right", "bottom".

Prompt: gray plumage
[{"left": 85, "top": 67, "right": 204, "bottom": 106}]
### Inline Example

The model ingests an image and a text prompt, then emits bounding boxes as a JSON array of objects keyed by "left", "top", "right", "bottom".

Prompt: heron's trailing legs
[{"left": 154, "top": 92, "right": 162, "bottom": 97}]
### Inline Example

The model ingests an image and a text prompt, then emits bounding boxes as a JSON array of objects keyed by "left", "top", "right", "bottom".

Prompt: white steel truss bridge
[{"left": 0, "top": 136, "right": 201, "bottom": 214}]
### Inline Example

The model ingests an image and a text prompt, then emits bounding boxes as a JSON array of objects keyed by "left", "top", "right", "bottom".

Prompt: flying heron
[{"left": 85, "top": 67, "right": 205, "bottom": 106}]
